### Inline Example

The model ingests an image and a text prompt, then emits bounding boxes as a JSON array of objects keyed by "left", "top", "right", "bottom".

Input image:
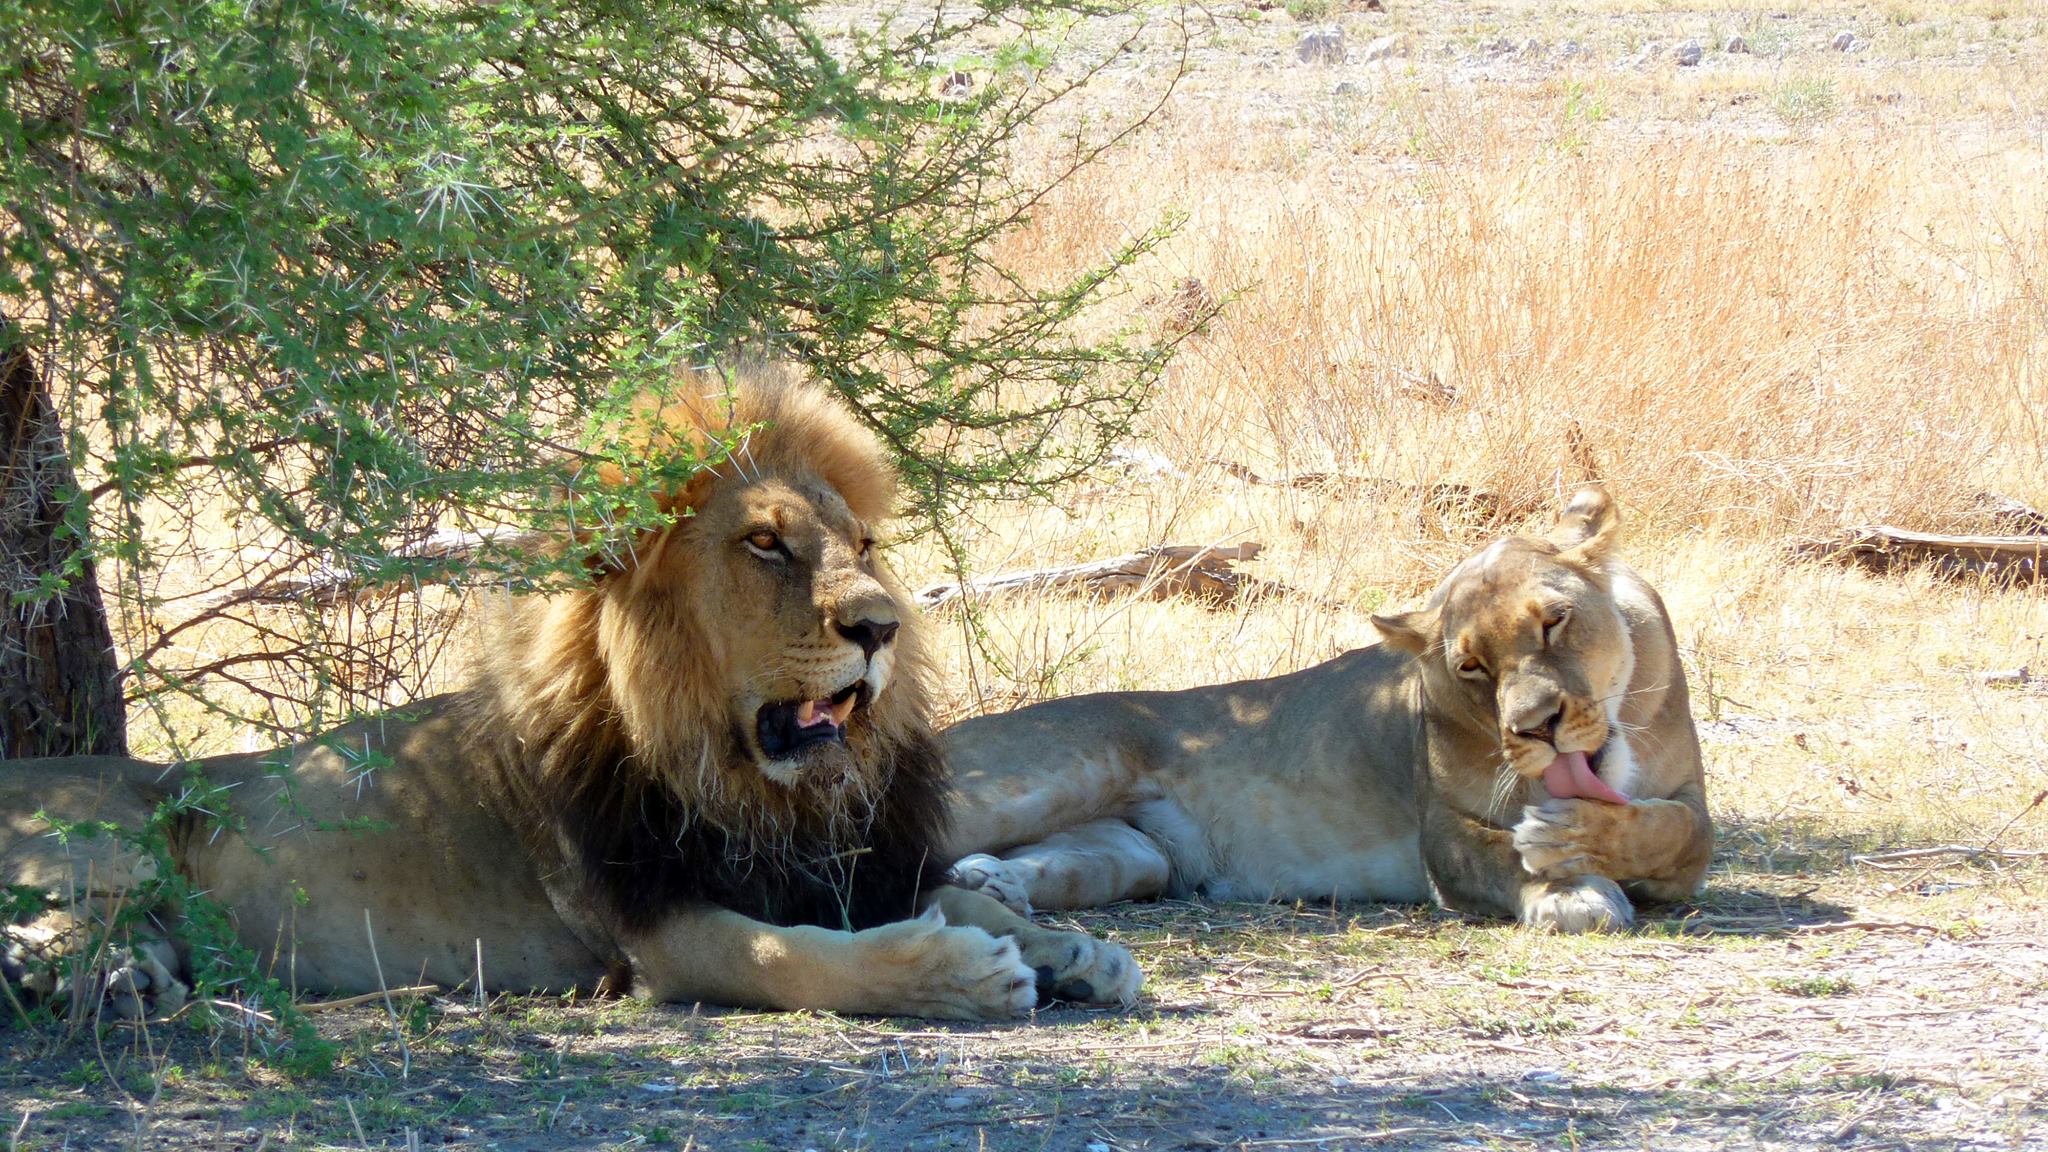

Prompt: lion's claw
[
  {"left": 1514, "top": 799, "right": 1605, "bottom": 878},
  {"left": 854, "top": 914, "right": 1036, "bottom": 1020},
  {"left": 947, "top": 854, "right": 1034, "bottom": 916},
  {"left": 1016, "top": 927, "right": 1140, "bottom": 1007}
]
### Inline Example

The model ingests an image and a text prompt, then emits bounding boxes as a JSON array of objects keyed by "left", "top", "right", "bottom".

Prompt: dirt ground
[
  {"left": 8, "top": 0, "right": 2048, "bottom": 1148},
  {"left": 6, "top": 849, "right": 2045, "bottom": 1150}
]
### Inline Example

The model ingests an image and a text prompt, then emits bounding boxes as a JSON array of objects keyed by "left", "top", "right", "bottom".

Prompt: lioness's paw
[
  {"left": 1016, "top": 926, "right": 1142, "bottom": 1008},
  {"left": 947, "top": 854, "right": 1034, "bottom": 916},
  {"left": 854, "top": 913, "right": 1036, "bottom": 1020},
  {"left": 1521, "top": 875, "right": 1634, "bottom": 933},
  {"left": 1513, "top": 799, "right": 1612, "bottom": 878}
]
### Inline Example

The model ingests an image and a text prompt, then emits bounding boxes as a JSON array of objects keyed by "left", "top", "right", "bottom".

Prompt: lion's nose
[
  {"left": 835, "top": 618, "right": 899, "bottom": 659},
  {"left": 1510, "top": 705, "right": 1563, "bottom": 744}
]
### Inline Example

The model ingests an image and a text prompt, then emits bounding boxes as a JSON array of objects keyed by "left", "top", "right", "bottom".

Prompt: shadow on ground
[{"left": 2, "top": 1013, "right": 1994, "bottom": 1152}]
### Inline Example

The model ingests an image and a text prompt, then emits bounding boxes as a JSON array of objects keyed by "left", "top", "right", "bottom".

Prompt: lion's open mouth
[{"left": 756, "top": 681, "right": 868, "bottom": 761}]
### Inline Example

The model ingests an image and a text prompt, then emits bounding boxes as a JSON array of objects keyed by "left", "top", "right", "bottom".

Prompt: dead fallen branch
[
  {"left": 1977, "top": 491, "right": 2048, "bottom": 535},
  {"left": 915, "top": 543, "right": 1284, "bottom": 611},
  {"left": 192, "top": 527, "right": 546, "bottom": 609},
  {"left": 1792, "top": 526, "right": 2045, "bottom": 584}
]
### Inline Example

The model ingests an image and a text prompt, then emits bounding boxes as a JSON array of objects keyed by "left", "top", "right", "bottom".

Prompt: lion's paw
[
  {"left": 854, "top": 912, "right": 1037, "bottom": 1021},
  {"left": 1521, "top": 875, "right": 1635, "bottom": 933},
  {"left": 1016, "top": 925, "right": 1142, "bottom": 1007},
  {"left": 946, "top": 854, "right": 1034, "bottom": 916},
  {"left": 4, "top": 935, "right": 188, "bottom": 1022},
  {"left": 1513, "top": 799, "right": 1610, "bottom": 878}
]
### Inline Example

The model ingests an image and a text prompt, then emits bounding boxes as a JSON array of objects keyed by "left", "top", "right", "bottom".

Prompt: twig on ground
[
  {"left": 1829, "top": 1100, "right": 1884, "bottom": 1143},
  {"left": 345, "top": 1099, "right": 368, "bottom": 1148},
  {"left": 363, "top": 909, "right": 412, "bottom": 1079},
  {"left": 1852, "top": 845, "right": 2048, "bottom": 870},
  {"left": 1791, "top": 920, "right": 1939, "bottom": 935},
  {"left": 1870, "top": 790, "right": 2048, "bottom": 892},
  {"left": 1181, "top": 1126, "right": 1438, "bottom": 1148},
  {"left": 299, "top": 985, "right": 440, "bottom": 1014}
]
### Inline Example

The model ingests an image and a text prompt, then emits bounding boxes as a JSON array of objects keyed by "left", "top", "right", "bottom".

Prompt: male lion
[
  {"left": 943, "top": 490, "right": 1713, "bottom": 932},
  {"left": 2, "top": 374, "right": 1137, "bottom": 1020}
]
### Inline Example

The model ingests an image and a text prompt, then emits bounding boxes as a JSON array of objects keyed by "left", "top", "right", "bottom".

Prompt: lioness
[
  {"left": 943, "top": 490, "right": 1712, "bottom": 931},
  {"left": 3, "top": 374, "right": 1137, "bottom": 1020}
]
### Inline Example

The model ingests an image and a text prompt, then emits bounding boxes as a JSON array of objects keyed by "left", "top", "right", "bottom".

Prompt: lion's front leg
[
  {"left": 1512, "top": 791, "right": 1713, "bottom": 899},
  {"left": 931, "top": 886, "right": 1142, "bottom": 1007},
  {"left": 620, "top": 905, "right": 1036, "bottom": 1020}
]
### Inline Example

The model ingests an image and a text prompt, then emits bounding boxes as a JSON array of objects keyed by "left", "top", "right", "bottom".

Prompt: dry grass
[
  {"left": 13, "top": 2, "right": 2048, "bottom": 1149},
  {"left": 897, "top": 0, "right": 2048, "bottom": 851}
]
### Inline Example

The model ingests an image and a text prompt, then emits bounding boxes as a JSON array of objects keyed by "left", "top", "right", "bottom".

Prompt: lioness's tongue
[{"left": 1542, "top": 750, "right": 1630, "bottom": 805}]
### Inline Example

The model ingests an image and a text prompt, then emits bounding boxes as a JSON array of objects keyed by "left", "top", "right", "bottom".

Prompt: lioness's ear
[
  {"left": 1371, "top": 606, "right": 1439, "bottom": 655},
  {"left": 1551, "top": 487, "right": 1620, "bottom": 565}
]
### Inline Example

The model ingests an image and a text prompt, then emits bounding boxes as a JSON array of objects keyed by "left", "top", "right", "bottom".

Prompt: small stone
[
  {"left": 1559, "top": 39, "right": 1584, "bottom": 58},
  {"left": 1362, "top": 0, "right": 1385, "bottom": 10},
  {"left": 938, "top": 70, "right": 973, "bottom": 100},
  {"left": 1484, "top": 36, "right": 1516, "bottom": 56},
  {"left": 1831, "top": 30, "right": 1858, "bottom": 51},
  {"left": 1724, "top": 34, "right": 1750, "bottom": 53},
  {"left": 942, "top": 1094, "right": 972, "bottom": 1110},
  {"left": 1360, "top": 34, "right": 1401, "bottom": 62},
  {"left": 1674, "top": 39, "right": 1703, "bottom": 65},
  {"left": 1521, "top": 38, "right": 1544, "bottom": 55},
  {"left": 1296, "top": 27, "right": 1346, "bottom": 65}
]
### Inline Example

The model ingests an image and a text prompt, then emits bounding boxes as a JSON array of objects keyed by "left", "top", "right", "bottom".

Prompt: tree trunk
[{"left": 1, "top": 341, "right": 127, "bottom": 758}]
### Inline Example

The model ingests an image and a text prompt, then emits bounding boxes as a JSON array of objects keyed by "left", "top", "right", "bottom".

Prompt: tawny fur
[
  {"left": 3, "top": 369, "right": 1139, "bottom": 1019},
  {"left": 943, "top": 489, "right": 1713, "bottom": 932}
]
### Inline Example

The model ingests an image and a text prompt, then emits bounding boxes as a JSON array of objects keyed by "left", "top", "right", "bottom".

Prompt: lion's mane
[{"left": 465, "top": 375, "right": 950, "bottom": 936}]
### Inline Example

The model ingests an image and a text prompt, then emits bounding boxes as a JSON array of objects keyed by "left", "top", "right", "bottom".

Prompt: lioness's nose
[
  {"left": 835, "top": 618, "right": 899, "bottom": 659},
  {"left": 1510, "top": 705, "right": 1563, "bottom": 743}
]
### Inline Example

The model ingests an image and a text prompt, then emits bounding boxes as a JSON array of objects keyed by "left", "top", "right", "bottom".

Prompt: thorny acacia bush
[{"left": 1, "top": 0, "right": 1191, "bottom": 745}]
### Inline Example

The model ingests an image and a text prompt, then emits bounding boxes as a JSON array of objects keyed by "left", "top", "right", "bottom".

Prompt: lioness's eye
[
  {"left": 1456, "top": 656, "right": 1489, "bottom": 679},
  {"left": 1542, "top": 610, "right": 1569, "bottom": 645},
  {"left": 744, "top": 530, "right": 784, "bottom": 558},
  {"left": 858, "top": 537, "right": 875, "bottom": 560}
]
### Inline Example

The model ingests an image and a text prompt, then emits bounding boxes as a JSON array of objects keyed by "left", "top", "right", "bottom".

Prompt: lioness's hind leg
[{"left": 950, "top": 819, "right": 1171, "bottom": 913}]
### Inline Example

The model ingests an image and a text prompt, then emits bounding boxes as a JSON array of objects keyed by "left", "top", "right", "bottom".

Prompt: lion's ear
[
  {"left": 1371, "top": 606, "right": 1439, "bottom": 655},
  {"left": 1551, "top": 486, "right": 1620, "bottom": 565}
]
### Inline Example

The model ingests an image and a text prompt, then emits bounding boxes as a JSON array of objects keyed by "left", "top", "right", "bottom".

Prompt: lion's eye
[
  {"left": 744, "top": 530, "right": 785, "bottom": 559},
  {"left": 1456, "top": 656, "right": 1489, "bottom": 679},
  {"left": 857, "top": 537, "right": 875, "bottom": 560},
  {"left": 1542, "top": 610, "right": 1569, "bottom": 645}
]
